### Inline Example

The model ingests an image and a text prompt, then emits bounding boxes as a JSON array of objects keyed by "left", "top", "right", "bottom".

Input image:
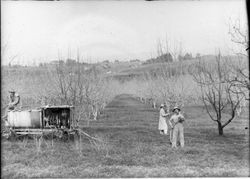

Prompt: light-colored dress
[{"left": 158, "top": 108, "right": 168, "bottom": 131}]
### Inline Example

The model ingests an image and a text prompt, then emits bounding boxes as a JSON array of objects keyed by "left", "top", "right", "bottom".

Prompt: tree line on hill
[
  {"left": 38, "top": 58, "right": 89, "bottom": 67},
  {"left": 143, "top": 52, "right": 202, "bottom": 65}
]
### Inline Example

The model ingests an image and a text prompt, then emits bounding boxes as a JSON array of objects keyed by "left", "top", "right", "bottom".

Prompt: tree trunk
[
  {"left": 217, "top": 121, "right": 223, "bottom": 135},
  {"left": 87, "top": 120, "right": 90, "bottom": 127},
  {"left": 93, "top": 110, "right": 98, "bottom": 120}
]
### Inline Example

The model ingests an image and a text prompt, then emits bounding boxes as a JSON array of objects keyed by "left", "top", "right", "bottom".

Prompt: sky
[{"left": 1, "top": 0, "right": 248, "bottom": 65}]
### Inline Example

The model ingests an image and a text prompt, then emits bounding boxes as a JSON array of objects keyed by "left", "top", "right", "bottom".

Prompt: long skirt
[{"left": 158, "top": 118, "right": 168, "bottom": 134}]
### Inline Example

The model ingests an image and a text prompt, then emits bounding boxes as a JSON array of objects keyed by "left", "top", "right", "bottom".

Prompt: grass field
[{"left": 1, "top": 94, "right": 249, "bottom": 178}]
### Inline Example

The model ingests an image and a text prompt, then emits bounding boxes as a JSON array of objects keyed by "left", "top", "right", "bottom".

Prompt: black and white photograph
[{"left": 1, "top": 0, "right": 249, "bottom": 178}]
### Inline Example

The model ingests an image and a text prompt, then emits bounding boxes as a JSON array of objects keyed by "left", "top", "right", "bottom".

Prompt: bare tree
[
  {"left": 38, "top": 50, "right": 116, "bottom": 127},
  {"left": 139, "top": 69, "right": 197, "bottom": 110},
  {"left": 1, "top": 37, "right": 20, "bottom": 66},
  {"left": 228, "top": 18, "right": 249, "bottom": 55},
  {"left": 227, "top": 59, "right": 249, "bottom": 101},
  {"left": 227, "top": 17, "right": 249, "bottom": 102},
  {"left": 192, "top": 53, "right": 245, "bottom": 135},
  {"left": 156, "top": 36, "right": 183, "bottom": 63}
]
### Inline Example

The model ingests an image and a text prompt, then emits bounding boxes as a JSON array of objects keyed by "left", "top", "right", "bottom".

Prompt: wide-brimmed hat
[
  {"left": 172, "top": 106, "right": 181, "bottom": 112},
  {"left": 160, "top": 104, "right": 165, "bottom": 107}
]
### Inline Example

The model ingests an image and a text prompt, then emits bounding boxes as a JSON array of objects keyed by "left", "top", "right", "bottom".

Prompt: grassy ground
[{"left": 1, "top": 94, "right": 249, "bottom": 178}]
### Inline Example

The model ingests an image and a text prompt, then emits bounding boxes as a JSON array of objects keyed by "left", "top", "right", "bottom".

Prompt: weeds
[{"left": 89, "top": 134, "right": 111, "bottom": 157}]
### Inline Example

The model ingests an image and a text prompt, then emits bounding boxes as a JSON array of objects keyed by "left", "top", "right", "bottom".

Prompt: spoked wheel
[
  {"left": 72, "top": 129, "right": 80, "bottom": 141},
  {"left": 55, "top": 129, "right": 70, "bottom": 141},
  {"left": 2, "top": 127, "right": 16, "bottom": 140},
  {"left": 55, "top": 129, "right": 64, "bottom": 139}
]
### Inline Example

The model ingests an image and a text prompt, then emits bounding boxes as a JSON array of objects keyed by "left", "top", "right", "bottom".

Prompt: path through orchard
[{"left": 82, "top": 93, "right": 171, "bottom": 145}]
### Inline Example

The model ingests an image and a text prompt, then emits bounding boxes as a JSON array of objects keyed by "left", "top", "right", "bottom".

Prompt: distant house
[
  {"left": 50, "top": 60, "right": 64, "bottom": 65},
  {"left": 183, "top": 53, "right": 193, "bottom": 60},
  {"left": 83, "top": 66, "right": 91, "bottom": 71},
  {"left": 66, "top": 59, "right": 77, "bottom": 65},
  {"left": 103, "top": 60, "right": 110, "bottom": 64},
  {"left": 102, "top": 63, "right": 110, "bottom": 69},
  {"left": 130, "top": 59, "right": 141, "bottom": 63},
  {"left": 50, "top": 60, "right": 60, "bottom": 65},
  {"left": 129, "top": 64, "right": 140, "bottom": 68}
]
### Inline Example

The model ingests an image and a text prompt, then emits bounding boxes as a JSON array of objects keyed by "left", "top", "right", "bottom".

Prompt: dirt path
[{"left": 89, "top": 94, "right": 159, "bottom": 128}]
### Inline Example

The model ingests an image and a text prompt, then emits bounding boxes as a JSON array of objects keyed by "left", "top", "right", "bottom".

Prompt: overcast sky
[{"left": 1, "top": 0, "right": 247, "bottom": 65}]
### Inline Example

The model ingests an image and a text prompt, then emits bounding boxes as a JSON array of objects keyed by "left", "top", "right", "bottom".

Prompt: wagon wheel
[
  {"left": 73, "top": 130, "right": 80, "bottom": 141},
  {"left": 2, "top": 127, "right": 16, "bottom": 140},
  {"left": 55, "top": 129, "right": 64, "bottom": 139},
  {"left": 66, "top": 129, "right": 78, "bottom": 141},
  {"left": 62, "top": 130, "right": 70, "bottom": 141},
  {"left": 2, "top": 128, "right": 11, "bottom": 139}
]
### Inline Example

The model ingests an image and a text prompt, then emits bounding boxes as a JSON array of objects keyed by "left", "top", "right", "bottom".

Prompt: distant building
[
  {"left": 50, "top": 60, "right": 64, "bottom": 65},
  {"left": 130, "top": 59, "right": 141, "bottom": 63}
]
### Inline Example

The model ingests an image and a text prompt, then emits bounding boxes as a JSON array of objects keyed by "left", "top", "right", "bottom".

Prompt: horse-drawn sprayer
[
  {"left": 2, "top": 104, "right": 104, "bottom": 145},
  {"left": 2, "top": 105, "right": 80, "bottom": 140}
]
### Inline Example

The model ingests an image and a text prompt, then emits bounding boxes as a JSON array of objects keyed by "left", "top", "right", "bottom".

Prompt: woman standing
[{"left": 158, "top": 104, "right": 170, "bottom": 135}]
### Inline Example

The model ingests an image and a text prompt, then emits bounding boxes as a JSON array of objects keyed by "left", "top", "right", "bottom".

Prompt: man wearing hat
[
  {"left": 2, "top": 90, "right": 20, "bottom": 127},
  {"left": 8, "top": 90, "right": 20, "bottom": 110},
  {"left": 169, "top": 106, "right": 185, "bottom": 148},
  {"left": 158, "top": 104, "right": 170, "bottom": 135}
]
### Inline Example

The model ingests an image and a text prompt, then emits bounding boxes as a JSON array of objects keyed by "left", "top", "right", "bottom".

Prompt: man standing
[
  {"left": 169, "top": 106, "right": 185, "bottom": 148},
  {"left": 158, "top": 104, "right": 170, "bottom": 135}
]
